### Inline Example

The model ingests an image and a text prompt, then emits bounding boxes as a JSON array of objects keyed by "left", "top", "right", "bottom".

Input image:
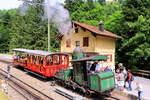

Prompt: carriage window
[
  {"left": 62, "top": 55, "right": 67, "bottom": 65},
  {"left": 38, "top": 56, "right": 44, "bottom": 65},
  {"left": 34, "top": 56, "right": 37, "bottom": 64},
  {"left": 47, "top": 55, "right": 53, "bottom": 66},
  {"left": 54, "top": 54, "right": 60, "bottom": 65}
]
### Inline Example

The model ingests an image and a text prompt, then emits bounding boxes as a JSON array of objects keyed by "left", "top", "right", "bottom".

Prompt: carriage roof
[
  {"left": 13, "top": 48, "right": 69, "bottom": 56},
  {"left": 71, "top": 55, "right": 109, "bottom": 62}
]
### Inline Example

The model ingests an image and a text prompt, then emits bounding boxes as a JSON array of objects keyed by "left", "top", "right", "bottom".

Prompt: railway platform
[{"left": 115, "top": 76, "right": 150, "bottom": 100}]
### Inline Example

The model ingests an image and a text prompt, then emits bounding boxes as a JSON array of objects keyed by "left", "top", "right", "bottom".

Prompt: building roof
[
  {"left": 54, "top": 21, "right": 121, "bottom": 40},
  {"left": 13, "top": 48, "right": 69, "bottom": 56}
]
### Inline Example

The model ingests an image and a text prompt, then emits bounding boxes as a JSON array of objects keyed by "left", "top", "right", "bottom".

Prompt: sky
[
  {"left": 0, "top": 0, "right": 114, "bottom": 10},
  {"left": 0, "top": 0, "right": 65, "bottom": 10}
]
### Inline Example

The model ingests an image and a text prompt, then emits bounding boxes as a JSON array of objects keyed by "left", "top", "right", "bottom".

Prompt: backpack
[{"left": 131, "top": 75, "right": 134, "bottom": 81}]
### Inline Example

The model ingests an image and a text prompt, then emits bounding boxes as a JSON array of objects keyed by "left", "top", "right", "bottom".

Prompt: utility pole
[
  {"left": 47, "top": 7, "right": 50, "bottom": 51},
  {"left": 18, "top": 0, "right": 50, "bottom": 51}
]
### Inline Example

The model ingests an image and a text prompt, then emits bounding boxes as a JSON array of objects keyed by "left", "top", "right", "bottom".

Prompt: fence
[{"left": 132, "top": 69, "right": 150, "bottom": 78}]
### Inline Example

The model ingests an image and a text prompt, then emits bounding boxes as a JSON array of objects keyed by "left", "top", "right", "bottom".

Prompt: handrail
[{"left": 131, "top": 69, "right": 150, "bottom": 78}]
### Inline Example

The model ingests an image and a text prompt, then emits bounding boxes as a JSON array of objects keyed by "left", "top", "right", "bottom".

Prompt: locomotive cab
[{"left": 71, "top": 55, "right": 115, "bottom": 93}]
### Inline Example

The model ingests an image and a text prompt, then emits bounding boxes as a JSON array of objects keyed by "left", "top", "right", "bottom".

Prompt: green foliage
[
  {"left": 71, "top": 3, "right": 106, "bottom": 26},
  {"left": 87, "top": 0, "right": 94, "bottom": 9},
  {"left": 122, "top": 0, "right": 150, "bottom": 21},
  {"left": 0, "top": 9, "right": 17, "bottom": 53},
  {"left": 9, "top": 0, "right": 60, "bottom": 52},
  {"left": 64, "top": 0, "right": 84, "bottom": 14},
  {"left": 119, "top": 0, "right": 150, "bottom": 70},
  {"left": 98, "top": 0, "right": 106, "bottom": 6}
]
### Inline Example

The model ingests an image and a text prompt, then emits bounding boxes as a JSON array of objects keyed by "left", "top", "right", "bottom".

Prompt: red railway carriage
[{"left": 13, "top": 48, "right": 69, "bottom": 77}]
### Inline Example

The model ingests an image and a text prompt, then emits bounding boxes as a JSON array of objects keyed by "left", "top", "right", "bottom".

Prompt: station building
[{"left": 55, "top": 21, "right": 121, "bottom": 70}]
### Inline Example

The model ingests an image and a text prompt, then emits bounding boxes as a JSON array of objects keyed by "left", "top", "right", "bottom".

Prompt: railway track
[
  {"left": 0, "top": 58, "right": 120, "bottom": 100},
  {"left": 0, "top": 68, "right": 53, "bottom": 100}
]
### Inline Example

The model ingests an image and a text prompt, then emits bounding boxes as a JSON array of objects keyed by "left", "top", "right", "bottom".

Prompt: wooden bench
[{"left": 132, "top": 69, "right": 150, "bottom": 78}]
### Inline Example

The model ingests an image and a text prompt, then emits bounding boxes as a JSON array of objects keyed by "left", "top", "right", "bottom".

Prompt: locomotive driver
[{"left": 95, "top": 61, "right": 101, "bottom": 73}]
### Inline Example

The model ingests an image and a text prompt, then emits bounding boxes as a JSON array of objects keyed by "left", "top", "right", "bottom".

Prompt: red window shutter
[
  {"left": 66, "top": 39, "right": 71, "bottom": 47},
  {"left": 110, "top": 55, "right": 112, "bottom": 62},
  {"left": 83, "top": 37, "right": 89, "bottom": 47}
]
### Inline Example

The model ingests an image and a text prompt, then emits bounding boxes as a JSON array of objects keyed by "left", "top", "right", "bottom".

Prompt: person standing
[
  {"left": 118, "top": 63, "right": 123, "bottom": 71},
  {"left": 127, "top": 70, "right": 132, "bottom": 91},
  {"left": 7, "top": 65, "right": 10, "bottom": 78},
  {"left": 135, "top": 82, "right": 143, "bottom": 100},
  {"left": 118, "top": 70, "right": 125, "bottom": 91},
  {"left": 123, "top": 67, "right": 127, "bottom": 88}
]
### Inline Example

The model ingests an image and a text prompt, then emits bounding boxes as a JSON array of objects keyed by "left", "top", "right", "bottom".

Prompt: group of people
[
  {"left": 115, "top": 63, "right": 132, "bottom": 91},
  {"left": 115, "top": 63, "right": 143, "bottom": 100},
  {"left": 86, "top": 61, "right": 112, "bottom": 73}
]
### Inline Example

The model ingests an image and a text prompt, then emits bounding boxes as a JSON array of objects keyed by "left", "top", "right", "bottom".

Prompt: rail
[
  {"left": 0, "top": 57, "right": 120, "bottom": 100},
  {"left": 0, "top": 68, "right": 53, "bottom": 100},
  {"left": 132, "top": 69, "right": 150, "bottom": 78}
]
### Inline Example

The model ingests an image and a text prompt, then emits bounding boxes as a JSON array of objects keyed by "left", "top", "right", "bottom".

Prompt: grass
[{"left": 0, "top": 88, "right": 11, "bottom": 100}]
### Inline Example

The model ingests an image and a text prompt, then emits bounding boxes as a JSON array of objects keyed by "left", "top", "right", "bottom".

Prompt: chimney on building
[{"left": 99, "top": 21, "right": 104, "bottom": 32}]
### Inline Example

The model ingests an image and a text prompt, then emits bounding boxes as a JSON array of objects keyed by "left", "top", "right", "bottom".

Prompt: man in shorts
[{"left": 118, "top": 70, "right": 125, "bottom": 91}]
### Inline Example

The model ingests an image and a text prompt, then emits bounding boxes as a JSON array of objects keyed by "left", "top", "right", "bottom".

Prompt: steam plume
[
  {"left": 19, "top": 0, "right": 72, "bottom": 35},
  {"left": 44, "top": 0, "right": 72, "bottom": 35}
]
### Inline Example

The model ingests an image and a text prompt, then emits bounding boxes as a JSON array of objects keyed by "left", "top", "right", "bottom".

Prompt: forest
[{"left": 0, "top": 0, "right": 149, "bottom": 70}]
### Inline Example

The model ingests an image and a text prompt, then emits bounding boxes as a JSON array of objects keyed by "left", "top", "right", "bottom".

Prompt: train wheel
[
  {"left": 85, "top": 90, "right": 91, "bottom": 97},
  {"left": 51, "top": 81, "right": 56, "bottom": 86}
]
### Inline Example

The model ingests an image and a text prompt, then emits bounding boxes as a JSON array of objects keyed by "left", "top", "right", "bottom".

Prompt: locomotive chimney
[
  {"left": 99, "top": 21, "right": 104, "bottom": 32},
  {"left": 72, "top": 41, "right": 84, "bottom": 59}
]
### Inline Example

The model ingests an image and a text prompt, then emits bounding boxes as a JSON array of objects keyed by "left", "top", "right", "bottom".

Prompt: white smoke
[
  {"left": 44, "top": 0, "right": 72, "bottom": 35},
  {"left": 19, "top": 0, "right": 72, "bottom": 35}
]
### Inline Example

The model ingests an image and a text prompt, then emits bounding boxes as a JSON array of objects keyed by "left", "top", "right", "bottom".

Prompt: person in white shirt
[{"left": 95, "top": 61, "right": 101, "bottom": 73}]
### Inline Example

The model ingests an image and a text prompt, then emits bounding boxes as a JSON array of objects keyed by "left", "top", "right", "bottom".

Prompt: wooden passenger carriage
[{"left": 13, "top": 48, "right": 69, "bottom": 77}]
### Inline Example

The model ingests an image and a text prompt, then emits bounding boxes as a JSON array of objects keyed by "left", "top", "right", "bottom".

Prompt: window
[
  {"left": 83, "top": 37, "right": 89, "bottom": 47},
  {"left": 75, "top": 28, "right": 78, "bottom": 33},
  {"left": 66, "top": 39, "right": 71, "bottom": 47}
]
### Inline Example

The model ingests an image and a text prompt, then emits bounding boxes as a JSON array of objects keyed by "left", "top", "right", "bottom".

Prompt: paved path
[
  {"left": 0, "top": 54, "right": 13, "bottom": 59},
  {"left": 120, "top": 76, "right": 150, "bottom": 100}
]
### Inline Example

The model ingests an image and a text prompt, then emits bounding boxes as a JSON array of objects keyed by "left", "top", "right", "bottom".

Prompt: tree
[
  {"left": 118, "top": 0, "right": 150, "bottom": 70},
  {"left": 87, "top": 0, "right": 94, "bottom": 9},
  {"left": 0, "top": 9, "right": 17, "bottom": 53},
  {"left": 64, "top": 0, "right": 84, "bottom": 14},
  {"left": 71, "top": 3, "right": 106, "bottom": 26},
  {"left": 10, "top": 0, "right": 60, "bottom": 52},
  {"left": 98, "top": 0, "right": 106, "bottom": 6}
]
